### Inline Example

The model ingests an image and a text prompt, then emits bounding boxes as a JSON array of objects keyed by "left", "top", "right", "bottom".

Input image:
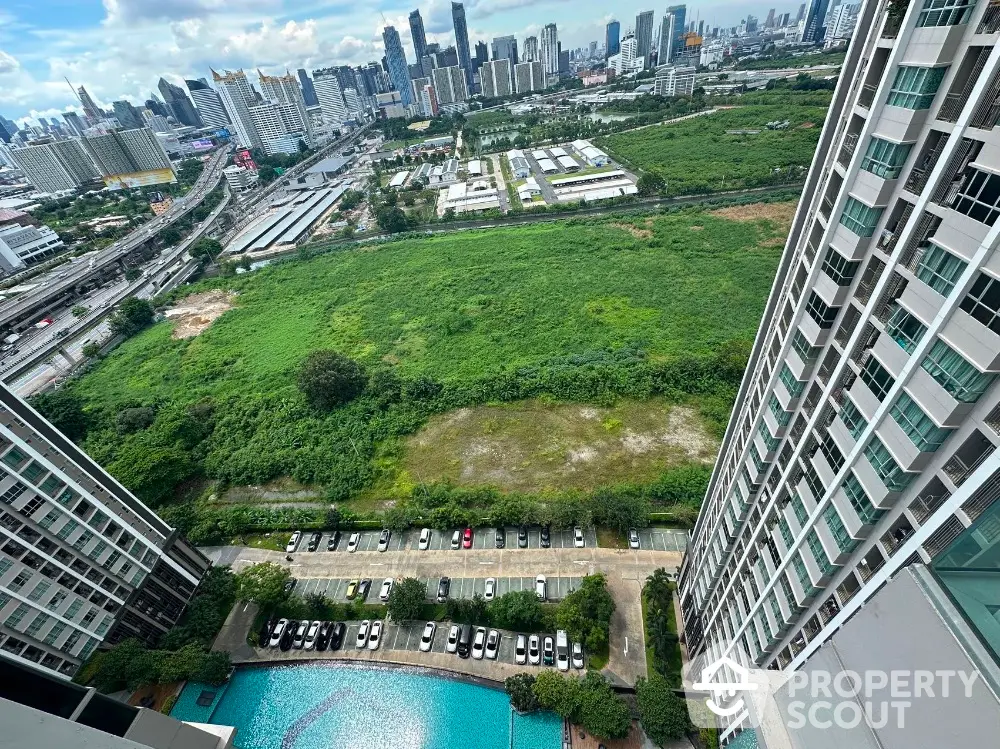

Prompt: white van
[{"left": 556, "top": 630, "right": 569, "bottom": 672}]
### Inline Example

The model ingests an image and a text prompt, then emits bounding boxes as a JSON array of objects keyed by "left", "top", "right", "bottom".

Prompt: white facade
[
  {"left": 609, "top": 36, "right": 644, "bottom": 75},
  {"left": 431, "top": 66, "right": 469, "bottom": 105},
  {"left": 0, "top": 224, "right": 63, "bottom": 273},
  {"left": 507, "top": 149, "right": 530, "bottom": 179},
  {"left": 514, "top": 61, "right": 545, "bottom": 94},
  {"left": 258, "top": 70, "right": 312, "bottom": 145},
  {"left": 540, "top": 23, "right": 559, "bottom": 77},
  {"left": 212, "top": 69, "right": 263, "bottom": 149},
  {"left": 8, "top": 141, "right": 99, "bottom": 194},
  {"left": 480, "top": 59, "right": 513, "bottom": 99},
  {"left": 313, "top": 70, "right": 350, "bottom": 126},
  {"left": 223, "top": 164, "right": 256, "bottom": 192},
  {"left": 653, "top": 65, "right": 696, "bottom": 97}
]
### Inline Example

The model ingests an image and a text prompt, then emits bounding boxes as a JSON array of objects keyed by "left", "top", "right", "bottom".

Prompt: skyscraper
[
  {"left": 514, "top": 61, "right": 545, "bottom": 94},
  {"left": 480, "top": 59, "right": 512, "bottom": 99},
  {"left": 76, "top": 85, "right": 102, "bottom": 121},
  {"left": 540, "top": 23, "right": 559, "bottom": 77},
  {"left": 678, "top": 4, "right": 1000, "bottom": 745},
  {"left": 802, "top": 0, "right": 829, "bottom": 42},
  {"left": 257, "top": 69, "right": 312, "bottom": 145},
  {"left": 297, "top": 69, "right": 320, "bottom": 107},
  {"left": 634, "top": 10, "right": 655, "bottom": 62},
  {"left": 473, "top": 41, "right": 489, "bottom": 73},
  {"left": 212, "top": 69, "right": 263, "bottom": 149},
  {"left": 491, "top": 35, "right": 518, "bottom": 65},
  {"left": 431, "top": 65, "right": 469, "bottom": 104},
  {"left": 61, "top": 112, "right": 85, "bottom": 138},
  {"left": 157, "top": 78, "right": 202, "bottom": 128},
  {"left": 382, "top": 25, "right": 413, "bottom": 107},
  {"left": 409, "top": 10, "right": 428, "bottom": 63},
  {"left": 185, "top": 79, "right": 230, "bottom": 129},
  {"left": 765, "top": 7, "right": 776, "bottom": 27},
  {"left": 8, "top": 140, "right": 100, "bottom": 193},
  {"left": 313, "top": 68, "right": 350, "bottom": 125},
  {"left": 659, "top": 6, "right": 686, "bottom": 65},
  {"left": 606, "top": 20, "right": 621, "bottom": 58},
  {"left": 452, "top": 2, "right": 474, "bottom": 90},
  {"left": 110, "top": 101, "right": 141, "bottom": 129},
  {"left": 523, "top": 36, "right": 539, "bottom": 63}
]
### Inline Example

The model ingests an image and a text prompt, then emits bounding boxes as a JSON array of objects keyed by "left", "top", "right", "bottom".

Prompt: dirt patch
[
  {"left": 164, "top": 290, "right": 236, "bottom": 339},
  {"left": 799, "top": 122, "right": 816, "bottom": 128},
  {"left": 709, "top": 201, "right": 797, "bottom": 231},
  {"left": 403, "top": 398, "right": 718, "bottom": 493},
  {"left": 760, "top": 236, "right": 787, "bottom": 247},
  {"left": 610, "top": 222, "right": 653, "bottom": 240},
  {"left": 690, "top": 225, "right": 704, "bottom": 231}
]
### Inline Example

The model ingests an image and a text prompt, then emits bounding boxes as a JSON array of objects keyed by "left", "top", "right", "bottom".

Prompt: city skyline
[{"left": 2, "top": 0, "right": 805, "bottom": 124}]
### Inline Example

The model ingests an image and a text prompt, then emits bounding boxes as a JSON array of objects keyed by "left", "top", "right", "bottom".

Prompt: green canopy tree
[
  {"left": 387, "top": 577, "right": 426, "bottom": 622},
  {"left": 487, "top": 590, "right": 543, "bottom": 631},
  {"left": 636, "top": 675, "right": 689, "bottom": 745},
  {"left": 505, "top": 673, "right": 540, "bottom": 713},
  {"left": 296, "top": 350, "right": 367, "bottom": 411},
  {"left": 234, "top": 562, "right": 292, "bottom": 610}
]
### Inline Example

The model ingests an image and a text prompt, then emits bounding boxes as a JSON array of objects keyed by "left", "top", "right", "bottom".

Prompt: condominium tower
[
  {"left": 540, "top": 23, "right": 559, "bottom": 77},
  {"left": 382, "top": 25, "right": 413, "bottom": 107},
  {"left": 452, "top": 2, "right": 474, "bottom": 90},
  {"left": 679, "top": 1, "right": 1000, "bottom": 745},
  {"left": 185, "top": 79, "right": 230, "bottom": 130},
  {"left": 212, "top": 68, "right": 263, "bottom": 149},
  {"left": 634, "top": 9, "right": 655, "bottom": 62}
]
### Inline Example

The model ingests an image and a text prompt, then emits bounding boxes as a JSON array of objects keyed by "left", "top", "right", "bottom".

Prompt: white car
[
  {"left": 515, "top": 634, "right": 527, "bottom": 665},
  {"left": 356, "top": 620, "right": 370, "bottom": 649},
  {"left": 304, "top": 620, "right": 321, "bottom": 650},
  {"left": 628, "top": 528, "right": 640, "bottom": 549},
  {"left": 528, "top": 634, "right": 541, "bottom": 665},
  {"left": 451, "top": 530, "right": 461, "bottom": 549},
  {"left": 574, "top": 527, "right": 585, "bottom": 548},
  {"left": 368, "top": 620, "right": 383, "bottom": 650},
  {"left": 446, "top": 625, "right": 460, "bottom": 654},
  {"left": 572, "top": 642, "right": 585, "bottom": 669},
  {"left": 269, "top": 618, "right": 288, "bottom": 647},
  {"left": 379, "top": 577, "right": 393, "bottom": 601},
  {"left": 419, "top": 621, "right": 437, "bottom": 652},
  {"left": 485, "top": 629, "right": 500, "bottom": 660},
  {"left": 484, "top": 577, "right": 496, "bottom": 601},
  {"left": 418, "top": 528, "right": 431, "bottom": 550},
  {"left": 377, "top": 529, "right": 391, "bottom": 552},
  {"left": 472, "top": 627, "right": 487, "bottom": 660},
  {"left": 286, "top": 531, "right": 301, "bottom": 553},
  {"left": 535, "top": 574, "right": 546, "bottom": 601},
  {"left": 347, "top": 532, "right": 361, "bottom": 552}
]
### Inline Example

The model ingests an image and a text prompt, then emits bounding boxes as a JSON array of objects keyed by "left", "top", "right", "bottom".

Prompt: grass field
[{"left": 598, "top": 104, "right": 828, "bottom": 196}]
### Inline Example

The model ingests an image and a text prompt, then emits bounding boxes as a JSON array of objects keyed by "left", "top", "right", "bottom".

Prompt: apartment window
[
  {"left": 886, "top": 66, "right": 946, "bottom": 109},
  {"left": 60, "top": 631, "right": 80, "bottom": 654},
  {"left": 793, "top": 552, "right": 816, "bottom": 595},
  {"left": 86, "top": 541, "right": 108, "bottom": 562},
  {"left": 864, "top": 437, "right": 913, "bottom": 491},
  {"left": 43, "top": 621, "right": 66, "bottom": 646},
  {"left": 20, "top": 462, "right": 45, "bottom": 483},
  {"left": 791, "top": 329, "right": 820, "bottom": 365},
  {"left": 25, "top": 613, "right": 48, "bottom": 638},
  {"left": 769, "top": 394, "right": 791, "bottom": 426},
  {"left": 960, "top": 272, "right": 1000, "bottom": 335},
  {"left": 885, "top": 305, "right": 927, "bottom": 354},
  {"left": 843, "top": 471, "right": 886, "bottom": 524},
  {"left": 778, "top": 517, "right": 795, "bottom": 548},
  {"left": 757, "top": 610, "right": 773, "bottom": 641},
  {"left": 0, "top": 558, "right": 10, "bottom": 577},
  {"left": 791, "top": 493, "right": 809, "bottom": 526},
  {"left": 779, "top": 363, "right": 805, "bottom": 397},
  {"left": 839, "top": 397, "right": 868, "bottom": 439},
  {"left": 859, "top": 356, "right": 895, "bottom": 401},
  {"left": 860, "top": 137, "right": 913, "bottom": 180},
  {"left": 56, "top": 519, "right": 79, "bottom": 540},
  {"left": 20, "top": 496, "right": 44, "bottom": 517},
  {"left": 1, "top": 447, "right": 27, "bottom": 470},
  {"left": 46, "top": 590, "right": 67, "bottom": 611},
  {"left": 65, "top": 600, "right": 83, "bottom": 621},
  {"left": 38, "top": 476, "right": 61, "bottom": 497},
  {"left": 806, "top": 292, "right": 840, "bottom": 328},
  {"left": 72, "top": 531, "right": 93, "bottom": 551},
  {"left": 758, "top": 421, "right": 780, "bottom": 452},
  {"left": 81, "top": 608, "right": 97, "bottom": 627},
  {"left": 953, "top": 169, "right": 1000, "bottom": 225},
  {"left": 8, "top": 571, "right": 30, "bottom": 592},
  {"left": 804, "top": 461, "right": 826, "bottom": 500},
  {"left": 55, "top": 489, "right": 77, "bottom": 508},
  {"left": 734, "top": 484, "right": 747, "bottom": 510},
  {"left": 891, "top": 392, "right": 953, "bottom": 451},
  {"left": 823, "top": 503, "right": 856, "bottom": 554},
  {"left": 917, "top": 242, "right": 967, "bottom": 296},
  {"left": 921, "top": 339, "right": 996, "bottom": 402},
  {"left": 821, "top": 247, "right": 861, "bottom": 286},
  {"left": 769, "top": 592, "right": 784, "bottom": 625},
  {"left": 840, "top": 197, "right": 884, "bottom": 238},
  {"left": 917, "top": 0, "right": 973, "bottom": 25},
  {"left": 37, "top": 509, "right": 60, "bottom": 530},
  {"left": 26, "top": 580, "right": 50, "bottom": 602},
  {"left": 5, "top": 603, "right": 29, "bottom": 629},
  {"left": 0, "top": 482, "right": 25, "bottom": 505},
  {"left": 818, "top": 430, "right": 845, "bottom": 472},
  {"left": 749, "top": 444, "right": 767, "bottom": 472},
  {"left": 807, "top": 529, "right": 835, "bottom": 574}
]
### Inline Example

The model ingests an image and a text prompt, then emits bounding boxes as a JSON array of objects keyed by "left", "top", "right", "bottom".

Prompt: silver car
[
  {"left": 419, "top": 621, "right": 437, "bottom": 652},
  {"left": 355, "top": 620, "right": 370, "bottom": 649},
  {"left": 629, "top": 529, "right": 640, "bottom": 549},
  {"left": 485, "top": 629, "right": 500, "bottom": 660},
  {"left": 446, "top": 625, "right": 460, "bottom": 654},
  {"left": 472, "top": 627, "right": 487, "bottom": 660},
  {"left": 515, "top": 634, "right": 527, "bottom": 665},
  {"left": 528, "top": 634, "right": 541, "bottom": 665}
]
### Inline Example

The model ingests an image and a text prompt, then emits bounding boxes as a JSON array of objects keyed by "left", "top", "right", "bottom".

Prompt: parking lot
[
  {"left": 287, "top": 526, "right": 609, "bottom": 553},
  {"left": 294, "top": 575, "right": 583, "bottom": 602},
  {"left": 635, "top": 528, "right": 689, "bottom": 552}
]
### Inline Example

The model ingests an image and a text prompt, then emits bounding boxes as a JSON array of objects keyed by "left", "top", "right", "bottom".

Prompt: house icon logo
[{"left": 692, "top": 654, "right": 760, "bottom": 717}]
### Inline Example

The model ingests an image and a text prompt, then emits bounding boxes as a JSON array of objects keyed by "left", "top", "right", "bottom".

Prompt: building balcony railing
[
  {"left": 978, "top": 1, "right": 1000, "bottom": 34},
  {"left": 836, "top": 580, "right": 860, "bottom": 606},
  {"left": 937, "top": 91, "right": 967, "bottom": 123},
  {"left": 858, "top": 555, "right": 885, "bottom": 583},
  {"left": 838, "top": 134, "right": 859, "bottom": 168},
  {"left": 859, "top": 84, "right": 877, "bottom": 109},
  {"left": 985, "top": 402, "right": 1000, "bottom": 437},
  {"left": 817, "top": 597, "right": 841, "bottom": 625},
  {"left": 910, "top": 490, "right": 951, "bottom": 524},
  {"left": 803, "top": 616, "right": 821, "bottom": 640},
  {"left": 881, "top": 524, "right": 914, "bottom": 555},
  {"left": 943, "top": 445, "right": 996, "bottom": 487}
]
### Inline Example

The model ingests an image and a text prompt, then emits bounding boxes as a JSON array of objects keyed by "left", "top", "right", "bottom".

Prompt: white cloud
[
  {"left": 102, "top": 0, "right": 280, "bottom": 26},
  {"left": 0, "top": 50, "right": 20, "bottom": 74}
]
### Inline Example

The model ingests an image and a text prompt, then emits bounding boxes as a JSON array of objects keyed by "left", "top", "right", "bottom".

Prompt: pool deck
[{"left": 212, "top": 545, "right": 684, "bottom": 687}]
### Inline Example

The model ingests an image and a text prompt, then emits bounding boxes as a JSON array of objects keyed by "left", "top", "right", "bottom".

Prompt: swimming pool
[{"left": 171, "top": 663, "right": 563, "bottom": 749}]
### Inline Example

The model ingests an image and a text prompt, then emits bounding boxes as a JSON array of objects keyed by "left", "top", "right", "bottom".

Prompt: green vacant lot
[{"left": 598, "top": 104, "right": 827, "bottom": 196}]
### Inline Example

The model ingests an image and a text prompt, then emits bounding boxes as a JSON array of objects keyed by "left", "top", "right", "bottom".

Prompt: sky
[{"left": 0, "top": 0, "right": 789, "bottom": 125}]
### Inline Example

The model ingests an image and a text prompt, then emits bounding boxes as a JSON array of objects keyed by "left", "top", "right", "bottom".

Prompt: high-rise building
[
  {"left": 297, "top": 69, "right": 320, "bottom": 107},
  {"left": 142, "top": 112, "right": 172, "bottom": 134},
  {"left": 8, "top": 140, "right": 99, "bottom": 193},
  {"left": 679, "top": 4, "right": 1000, "bottom": 745},
  {"left": 356, "top": 63, "right": 390, "bottom": 96},
  {"left": 144, "top": 96, "right": 169, "bottom": 119},
  {"left": 420, "top": 84, "right": 439, "bottom": 118},
  {"left": 185, "top": 79, "right": 230, "bottom": 130},
  {"left": 658, "top": 5, "right": 687, "bottom": 64},
  {"left": 382, "top": 25, "right": 413, "bottom": 107},
  {"left": 652, "top": 64, "right": 695, "bottom": 96},
  {"left": 765, "top": 7, "right": 776, "bottom": 27},
  {"left": 343, "top": 88, "right": 364, "bottom": 118},
  {"left": 796, "top": 2, "right": 807, "bottom": 22},
  {"left": 60, "top": 112, "right": 85, "bottom": 138},
  {"left": 0, "top": 383, "right": 209, "bottom": 679},
  {"left": 827, "top": 2, "right": 862, "bottom": 41},
  {"left": 409, "top": 10, "right": 428, "bottom": 63},
  {"left": 473, "top": 41, "right": 489, "bottom": 73},
  {"left": 606, "top": 20, "right": 621, "bottom": 59},
  {"left": 635, "top": 10, "right": 655, "bottom": 62},
  {"left": 76, "top": 86, "right": 102, "bottom": 121},
  {"left": 156, "top": 78, "right": 201, "bottom": 128},
  {"left": 248, "top": 102, "right": 305, "bottom": 155},
  {"left": 82, "top": 128, "right": 173, "bottom": 179},
  {"left": 257, "top": 69, "right": 311, "bottom": 144},
  {"left": 523, "top": 36, "right": 539, "bottom": 63},
  {"left": 480, "top": 59, "right": 513, "bottom": 99},
  {"left": 492, "top": 35, "right": 518, "bottom": 65},
  {"left": 802, "top": 0, "right": 829, "bottom": 42},
  {"left": 313, "top": 68, "right": 350, "bottom": 125},
  {"left": 452, "top": 2, "right": 474, "bottom": 90},
  {"left": 111, "top": 101, "right": 143, "bottom": 130},
  {"left": 514, "top": 61, "right": 545, "bottom": 94},
  {"left": 212, "top": 68, "right": 263, "bottom": 148},
  {"left": 540, "top": 23, "right": 559, "bottom": 77},
  {"left": 431, "top": 65, "right": 469, "bottom": 105},
  {"left": 608, "top": 33, "right": 643, "bottom": 75}
]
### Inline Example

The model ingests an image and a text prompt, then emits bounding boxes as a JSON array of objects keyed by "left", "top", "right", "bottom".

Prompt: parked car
[
  {"left": 293, "top": 621, "right": 308, "bottom": 649},
  {"left": 574, "top": 527, "right": 585, "bottom": 548},
  {"left": 269, "top": 618, "right": 288, "bottom": 648},
  {"left": 457, "top": 624, "right": 473, "bottom": 659},
  {"left": 628, "top": 528, "right": 640, "bottom": 549},
  {"left": 485, "top": 629, "right": 500, "bottom": 660},
  {"left": 286, "top": 531, "right": 301, "bottom": 553},
  {"left": 377, "top": 529, "right": 391, "bottom": 552},
  {"left": 346, "top": 579, "right": 359, "bottom": 600},
  {"left": 535, "top": 575, "right": 547, "bottom": 601},
  {"left": 327, "top": 531, "right": 341, "bottom": 551},
  {"left": 572, "top": 642, "right": 585, "bottom": 669},
  {"left": 419, "top": 621, "right": 437, "bottom": 652},
  {"left": 540, "top": 525, "right": 551, "bottom": 548},
  {"left": 379, "top": 577, "right": 393, "bottom": 601},
  {"left": 462, "top": 528, "right": 473, "bottom": 549},
  {"left": 316, "top": 621, "right": 332, "bottom": 651},
  {"left": 472, "top": 627, "right": 487, "bottom": 660},
  {"left": 495, "top": 527, "right": 505, "bottom": 548},
  {"left": 280, "top": 621, "right": 297, "bottom": 651},
  {"left": 283, "top": 578, "right": 296, "bottom": 595},
  {"left": 419, "top": 528, "right": 431, "bottom": 550},
  {"left": 356, "top": 620, "right": 371, "bottom": 649},
  {"left": 518, "top": 526, "right": 528, "bottom": 548},
  {"left": 368, "top": 620, "right": 383, "bottom": 650},
  {"left": 348, "top": 532, "right": 361, "bottom": 552},
  {"left": 358, "top": 579, "right": 372, "bottom": 599},
  {"left": 451, "top": 530, "right": 462, "bottom": 549},
  {"left": 484, "top": 578, "right": 496, "bottom": 601},
  {"left": 556, "top": 630, "right": 569, "bottom": 672},
  {"left": 528, "top": 635, "right": 541, "bottom": 665},
  {"left": 437, "top": 576, "right": 451, "bottom": 603},
  {"left": 330, "top": 622, "right": 346, "bottom": 651},
  {"left": 542, "top": 636, "right": 555, "bottom": 666},
  {"left": 515, "top": 634, "right": 527, "bottom": 665},
  {"left": 446, "top": 625, "right": 460, "bottom": 654},
  {"left": 304, "top": 620, "right": 321, "bottom": 650},
  {"left": 307, "top": 531, "right": 322, "bottom": 552}
]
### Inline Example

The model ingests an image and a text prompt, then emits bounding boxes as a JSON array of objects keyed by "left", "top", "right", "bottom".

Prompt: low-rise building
[
  {"left": 428, "top": 158, "right": 460, "bottom": 185},
  {"left": 571, "top": 139, "right": 610, "bottom": 167},
  {"left": 517, "top": 177, "right": 542, "bottom": 202},
  {"left": 389, "top": 170, "right": 410, "bottom": 188},
  {"left": 466, "top": 160, "right": 483, "bottom": 177},
  {"left": 440, "top": 180, "right": 501, "bottom": 214},
  {"left": 0, "top": 223, "right": 64, "bottom": 274},
  {"left": 223, "top": 164, "right": 257, "bottom": 192},
  {"left": 507, "top": 150, "right": 531, "bottom": 179}
]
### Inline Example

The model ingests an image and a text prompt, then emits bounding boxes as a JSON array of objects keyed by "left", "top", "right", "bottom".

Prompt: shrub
[{"left": 296, "top": 350, "right": 367, "bottom": 412}]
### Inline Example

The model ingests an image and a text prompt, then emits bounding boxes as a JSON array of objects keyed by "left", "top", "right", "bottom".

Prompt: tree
[
  {"left": 636, "top": 675, "right": 689, "bottom": 746},
  {"left": 375, "top": 205, "right": 411, "bottom": 233},
  {"left": 124, "top": 267, "right": 142, "bottom": 282},
  {"left": 387, "top": 577, "right": 426, "bottom": 622},
  {"left": 576, "top": 672, "right": 632, "bottom": 740},
  {"left": 556, "top": 574, "right": 616, "bottom": 649},
  {"left": 82, "top": 342, "right": 101, "bottom": 359},
  {"left": 637, "top": 172, "right": 665, "bottom": 196},
  {"left": 159, "top": 227, "right": 182, "bottom": 245},
  {"left": 532, "top": 670, "right": 581, "bottom": 719},
  {"left": 116, "top": 406, "right": 156, "bottom": 434},
  {"left": 71, "top": 305, "right": 88, "bottom": 318},
  {"left": 487, "top": 590, "right": 543, "bottom": 631},
  {"left": 190, "top": 237, "right": 223, "bottom": 262},
  {"left": 339, "top": 190, "right": 364, "bottom": 211},
  {"left": 505, "top": 673, "right": 539, "bottom": 713},
  {"left": 109, "top": 297, "right": 154, "bottom": 337},
  {"left": 30, "top": 389, "right": 87, "bottom": 441},
  {"left": 234, "top": 562, "right": 291, "bottom": 610},
  {"left": 591, "top": 488, "right": 650, "bottom": 534},
  {"left": 296, "top": 350, "right": 367, "bottom": 411},
  {"left": 304, "top": 592, "right": 331, "bottom": 618}
]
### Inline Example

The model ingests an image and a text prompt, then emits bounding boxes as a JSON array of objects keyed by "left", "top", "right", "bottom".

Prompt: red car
[{"left": 462, "top": 528, "right": 473, "bottom": 549}]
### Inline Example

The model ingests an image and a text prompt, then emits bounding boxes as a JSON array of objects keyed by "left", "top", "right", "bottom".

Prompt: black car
[
  {"left": 437, "top": 576, "right": 451, "bottom": 602},
  {"left": 327, "top": 530, "right": 341, "bottom": 551},
  {"left": 307, "top": 531, "right": 322, "bottom": 551},
  {"left": 540, "top": 525, "right": 551, "bottom": 548},
  {"left": 279, "top": 620, "right": 297, "bottom": 651},
  {"left": 259, "top": 617, "right": 275, "bottom": 645},
  {"left": 329, "top": 622, "right": 347, "bottom": 651},
  {"left": 495, "top": 527, "right": 505, "bottom": 548},
  {"left": 283, "top": 578, "right": 297, "bottom": 594},
  {"left": 518, "top": 526, "right": 528, "bottom": 548},
  {"left": 358, "top": 579, "right": 372, "bottom": 599},
  {"left": 316, "top": 621, "right": 332, "bottom": 651}
]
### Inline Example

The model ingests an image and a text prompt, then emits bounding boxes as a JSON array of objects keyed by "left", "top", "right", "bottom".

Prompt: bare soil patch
[
  {"left": 709, "top": 201, "right": 797, "bottom": 232},
  {"left": 165, "top": 290, "right": 236, "bottom": 339},
  {"left": 610, "top": 223, "right": 653, "bottom": 240},
  {"left": 799, "top": 122, "right": 816, "bottom": 128},
  {"left": 403, "top": 399, "right": 718, "bottom": 493}
]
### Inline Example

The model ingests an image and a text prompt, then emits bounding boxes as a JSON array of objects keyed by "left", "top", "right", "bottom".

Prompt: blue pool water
[{"left": 172, "top": 664, "right": 563, "bottom": 749}]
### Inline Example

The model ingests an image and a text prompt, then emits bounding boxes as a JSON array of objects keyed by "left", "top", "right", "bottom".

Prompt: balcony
[
  {"left": 904, "top": 132, "right": 949, "bottom": 195},
  {"left": 937, "top": 92, "right": 967, "bottom": 123},
  {"left": 979, "top": 0, "right": 1000, "bottom": 33},
  {"left": 857, "top": 546, "right": 887, "bottom": 583},
  {"left": 859, "top": 84, "right": 878, "bottom": 109},
  {"left": 836, "top": 573, "right": 862, "bottom": 606},
  {"left": 838, "top": 134, "right": 859, "bottom": 168},
  {"left": 942, "top": 432, "right": 996, "bottom": 487},
  {"left": 985, "top": 402, "right": 1000, "bottom": 437},
  {"left": 881, "top": 515, "right": 915, "bottom": 555},
  {"left": 909, "top": 477, "right": 952, "bottom": 524},
  {"left": 881, "top": 13, "right": 904, "bottom": 39},
  {"left": 802, "top": 615, "right": 822, "bottom": 640},
  {"left": 817, "top": 596, "right": 841, "bottom": 625}
]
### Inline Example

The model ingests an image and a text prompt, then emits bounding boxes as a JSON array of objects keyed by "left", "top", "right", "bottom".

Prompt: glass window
[
  {"left": 43, "top": 621, "right": 66, "bottom": 645},
  {"left": 917, "top": 0, "right": 973, "bottom": 25},
  {"left": 0, "top": 482, "right": 25, "bottom": 505},
  {"left": 921, "top": 339, "right": 996, "bottom": 402},
  {"left": 56, "top": 519, "right": 78, "bottom": 540},
  {"left": 791, "top": 329, "right": 820, "bottom": 364},
  {"left": 20, "top": 462, "right": 45, "bottom": 483},
  {"left": 758, "top": 421, "right": 780, "bottom": 451},
  {"left": 806, "top": 291, "right": 840, "bottom": 329},
  {"left": 953, "top": 169, "right": 1000, "bottom": 225},
  {"left": 885, "top": 304, "right": 927, "bottom": 353},
  {"left": 824, "top": 503, "right": 857, "bottom": 554},
  {"left": 793, "top": 552, "right": 816, "bottom": 594},
  {"left": 960, "top": 272, "right": 1000, "bottom": 335},
  {"left": 769, "top": 394, "right": 791, "bottom": 426},
  {"left": 821, "top": 247, "right": 861, "bottom": 285},
  {"left": 769, "top": 592, "right": 784, "bottom": 624},
  {"left": 843, "top": 471, "right": 886, "bottom": 524},
  {"left": 37, "top": 509, "right": 60, "bottom": 529},
  {"left": 864, "top": 437, "right": 913, "bottom": 491},
  {"left": 778, "top": 516, "right": 795, "bottom": 547},
  {"left": 8, "top": 571, "right": 30, "bottom": 592},
  {"left": 804, "top": 461, "right": 826, "bottom": 500},
  {"left": 839, "top": 397, "right": 868, "bottom": 439},
  {"left": 1, "top": 447, "right": 27, "bottom": 470},
  {"left": 749, "top": 443, "right": 767, "bottom": 472},
  {"left": 26, "top": 580, "right": 50, "bottom": 602},
  {"left": 38, "top": 476, "right": 61, "bottom": 497},
  {"left": 860, "top": 355, "right": 895, "bottom": 401},
  {"left": 807, "top": 529, "right": 835, "bottom": 574},
  {"left": 891, "top": 392, "right": 953, "bottom": 451},
  {"left": 917, "top": 242, "right": 967, "bottom": 296},
  {"left": 840, "top": 197, "right": 885, "bottom": 237},
  {"left": 792, "top": 493, "right": 809, "bottom": 526},
  {"left": 4, "top": 603, "right": 29, "bottom": 629},
  {"left": 779, "top": 363, "right": 805, "bottom": 397},
  {"left": 818, "top": 430, "right": 845, "bottom": 472},
  {"left": 886, "top": 66, "right": 946, "bottom": 109},
  {"left": 860, "top": 137, "right": 913, "bottom": 180}
]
